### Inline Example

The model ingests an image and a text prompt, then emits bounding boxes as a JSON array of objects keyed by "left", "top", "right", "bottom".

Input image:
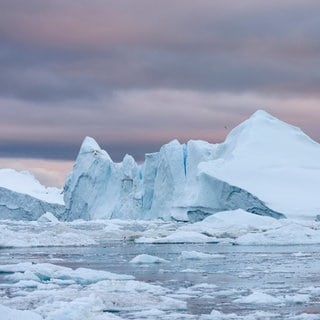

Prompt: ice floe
[{"left": 130, "top": 254, "right": 169, "bottom": 264}]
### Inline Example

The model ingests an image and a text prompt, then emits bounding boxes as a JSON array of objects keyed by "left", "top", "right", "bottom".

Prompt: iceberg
[
  {"left": 200, "top": 110, "right": 320, "bottom": 219},
  {"left": 64, "top": 112, "right": 293, "bottom": 221},
  {"left": 63, "top": 137, "right": 143, "bottom": 220},
  {"left": 0, "top": 169, "right": 65, "bottom": 221},
  {"left": 7, "top": 109, "right": 318, "bottom": 222},
  {"left": 130, "top": 254, "right": 169, "bottom": 264}
]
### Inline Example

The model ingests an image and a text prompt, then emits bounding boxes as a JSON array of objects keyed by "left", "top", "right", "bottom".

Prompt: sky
[{"left": 1, "top": 0, "right": 320, "bottom": 186}]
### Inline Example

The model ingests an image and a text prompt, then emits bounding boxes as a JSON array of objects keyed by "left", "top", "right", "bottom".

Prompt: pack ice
[{"left": 64, "top": 110, "right": 320, "bottom": 221}]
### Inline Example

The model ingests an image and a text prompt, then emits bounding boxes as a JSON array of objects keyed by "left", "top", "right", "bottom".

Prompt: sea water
[{"left": 1, "top": 243, "right": 320, "bottom": 319}]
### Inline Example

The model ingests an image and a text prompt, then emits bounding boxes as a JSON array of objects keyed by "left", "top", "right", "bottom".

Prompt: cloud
[
  {"left": 1, "top": 0, "right": 320, "bottom": 101},
  {"left": 0, "top": 90, "right": 319, "bottom": 162},
  {"left": 0, "top": 0, "right": 320, "bottom": 162}
]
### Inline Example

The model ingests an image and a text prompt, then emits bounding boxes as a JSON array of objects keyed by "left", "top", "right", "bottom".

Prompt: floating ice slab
[
  {"left": 180, "top": 209, "right": 282, "bottom": 238},
  {"left": 135, "top": 231, "right": 218, "bottom": 244},
  {"left": 236, "top": 223, "right": 320, "bottom": 245},
  {"left": 234, "top": 291, "right": 282, "bottom": 304},
  {"left": 0, "top": 262, "right": 186, "bottom": 319},
  {"left": 37, "top": 212, "right": 59, "bottom": 223},
  {"left": 0, "top": 262, "right": 134, "bottom": 283},
  {"left": 0, "top": 304, "right": 42, "bottom": 320},
  {"left": 180, "top": 251, "right": 225, "bottom": 260},
  {"left": 130, "top": 254, "right": 168, "bottom": 264}
]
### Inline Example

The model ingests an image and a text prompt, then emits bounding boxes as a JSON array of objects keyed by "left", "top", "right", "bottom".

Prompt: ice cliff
[
  {"left": 64, "top": 111, "right": 295, "bottom": 221},
  {"left": 0, "top": 169, "right": 65, "bottom": 221}
]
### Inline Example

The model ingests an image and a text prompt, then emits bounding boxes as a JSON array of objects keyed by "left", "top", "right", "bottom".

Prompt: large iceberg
[
  {"left": 6, "top": 110, "right": 318, "bottom": 222},
  {"left": 200, "top": 110, "right": 320, "bottom": 219},
  {"left": 64, "top": 111, "right": 303, "bottom": 221},
  {"left": 0, "top": 169, "right": 65, "bottom": 221}
]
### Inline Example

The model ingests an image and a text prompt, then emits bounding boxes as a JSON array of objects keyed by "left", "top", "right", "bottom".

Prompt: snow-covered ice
[
  {"left": 180, "top": 251, "right": 225, "bottom": 260},
  {"left": 200, "top": 110, "right": 320, "bottom": 220},
  {"left": 0, "top": 169, "right": 63, "bottom": 205},
  {"left": 0, "top": 304, "right": 42, "bottom": 320},
  {"left": 135, "top": 231, "right": 218, "bottom": 244},
  {"left": 130, "top": 254, "right": 169, "bottom": 264},
  {"left": 236, "top": 222, "right": 320, "bottom": 245},
  {"left": 0, "top": 169, "right": 65, "bottom": 221},
  {"left": 0, "top": 262, "right": 185, "bottom": 319},
  {"left": 234, "top": 291, "right": 282, "bottom": 304},
  {"left": 37, "top": 212, "right": 59, "bottom": 223},
  {"left": 2, "top": 209, "right": 320, "bottom": 247}
]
